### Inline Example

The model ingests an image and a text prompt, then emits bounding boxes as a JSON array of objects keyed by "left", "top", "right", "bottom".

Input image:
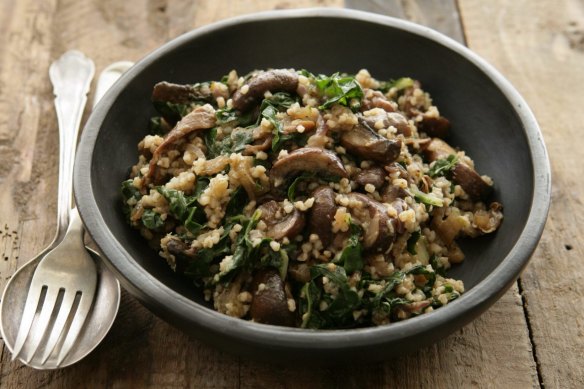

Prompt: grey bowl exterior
[{"left": 74, "top": 8, "right": 551, "bottom": 363}]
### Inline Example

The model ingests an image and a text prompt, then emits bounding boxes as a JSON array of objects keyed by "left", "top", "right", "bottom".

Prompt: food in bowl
[{"left": 121, "top": 68, "right": 503, "bottom": 329}]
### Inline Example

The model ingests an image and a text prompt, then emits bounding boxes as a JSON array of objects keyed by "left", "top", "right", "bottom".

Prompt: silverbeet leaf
[
  {"left": 315, "top": 73, "right": 364, "bottom": 111},
  {"left": 340, "top": 223, "right": 363, "bottom": 273},
  {"left": 141, "top": 209, "right": 164, "bottom": 230},
  {"left": 428, "top": 155, "right": 458, "bottom": 178}
]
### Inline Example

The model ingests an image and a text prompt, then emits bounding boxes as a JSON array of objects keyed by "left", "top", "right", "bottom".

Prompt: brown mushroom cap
[
  {"left": 418, "top": 115, "right": 450, "bottom": 138},
  {"left": 361, "top": 111, "right": 411, "bottom": 137},
  {"left": 152, "top": 81, "right": 212, "bottom": 104},
  {"left": 353, "top": 167, "right": 386, "bottom": 189},
  {"left": 422, "top": 139, "right": 492, "bottom": 200},
  {"left": 422, "top": 138, "right": 456, "bottom": 162},
  {"left": 269, "top": 147, "right": 348, "bottom": 187},
  {"left": 340, "top": 124, "right": 402, "bottom": 164},
  {"left": 145, "top": 105, "right": 216, "bottom": 185},
  {"left": 452, "top": 163, "right": 492, "bottom": 200},
  {"left": 257, "top": 200, "right": 305, "bottom": 240},
  {"left": 250, "top": 268, "right": 295, "bottom": 326},
  {"left": 308, "top": 186, "right": 338, "bottom": 247},
  {"left": 346, "top": 193, "right": 398, "bottom": 253},
  {"left": 165, "top": 238, "right": 197, "bottom": 274},
  {"left": 232, "top": 69, "right": 299, "bottom": 112}
]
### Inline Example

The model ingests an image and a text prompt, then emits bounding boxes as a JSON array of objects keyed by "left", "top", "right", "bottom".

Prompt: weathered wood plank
[
  {"left": 345, "top": 0, "right": 465, "bottom": 43},
  {"left": 458, "top": 0, "right": 584, "bottom": 387}
]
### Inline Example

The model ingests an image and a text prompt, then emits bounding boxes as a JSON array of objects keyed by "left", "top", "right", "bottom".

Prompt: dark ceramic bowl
[{"left": 74, "top": 8, "right": 551, "bottom": 363}]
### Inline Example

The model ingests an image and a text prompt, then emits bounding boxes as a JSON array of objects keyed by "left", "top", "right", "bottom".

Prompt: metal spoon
[{"left": 0, "top": 52, "right": 132, "bottom": 369}]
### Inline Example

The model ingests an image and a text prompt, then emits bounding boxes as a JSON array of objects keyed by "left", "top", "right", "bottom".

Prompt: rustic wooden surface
[{"left": 0, "top": 0, "right": 579, "bottom": 387}]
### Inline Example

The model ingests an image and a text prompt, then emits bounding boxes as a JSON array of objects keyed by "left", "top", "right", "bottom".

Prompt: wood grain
[
  {"left": 458, "top": 0, "right": 584, "bottom": 387},
  {"left": 0, "top": 0, "right": 567, "bottom": 387},
  {"left": 345, "top": 0, "right": 465, "bottom": 43}
]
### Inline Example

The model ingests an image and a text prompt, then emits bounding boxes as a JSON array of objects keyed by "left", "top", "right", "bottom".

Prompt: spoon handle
[{"left": 49, "top": 51, "right": 95, "bottom": 241}]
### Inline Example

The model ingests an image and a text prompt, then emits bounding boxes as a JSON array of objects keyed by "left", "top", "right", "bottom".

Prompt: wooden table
[{"left": 0, "top": 0, "right": 581, "bottom": 387}]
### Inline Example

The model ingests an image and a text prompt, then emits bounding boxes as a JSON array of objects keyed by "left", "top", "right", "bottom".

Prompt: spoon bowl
[{"left": 0, "top": 247, "right": 120, "bottom": 369}]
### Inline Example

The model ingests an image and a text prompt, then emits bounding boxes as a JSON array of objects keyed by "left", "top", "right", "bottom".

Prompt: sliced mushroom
[
  {"left": 361, "top": 89, "right": 397, "bottom": 112},
  {"left": 340, "top": 124, "right": 402, "bottom": 164},
  {"left": 345, "top": 193, "right": 400, "bottom": 253},
  {"left": 232, "top": 69, "right": 299, "bottom": 112},
  {"left": 165, "top": 237, "right": 197, "bottom": 274},
  {"left": 418, "top": 115, "right": 450, "bottom": 138},
  {"left": 258, "top": 200, "right": 305, "bottom": 240},
  {"left": 250, "top": 268, "right": 295, "bottom": 326},
  {"left": 288, "top": 262, "right": 311, "bottom": 283},
  {"left": 422, "top": 138, "right": 456, "bottom": 162},
  {"left": 353, "top": 167, "right": 386, "bottom": 189},
  {"left": 451, "top": 163, "right": 492, "bottom": 200},
  {"left": 152, "top": 81, "right": 214, "bottom": 104},
  {"left": 381, "top": 185, "right": 409, "bottom": 203},
  {"left": 384, "top": 162, "right": 410, "bottom": 182},
  {"left": 269, "top": 147, "right": 348, "bottom": 187},
  {"left": 422, "top": 138, "right": 492, "bottom": 200},
  {"left": 308, "top": 186, "right": 337, "bottom": 247},
  {"left": 145, "top": 105, "right": 216, "bottom": 185},
  {"left": 361, "top": 111, "right": 412, "bottom": 137}
]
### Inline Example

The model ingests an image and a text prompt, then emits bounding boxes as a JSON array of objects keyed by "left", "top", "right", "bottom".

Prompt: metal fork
[{"left": 10, "top": 51, "right": 97, "bottom": 366}]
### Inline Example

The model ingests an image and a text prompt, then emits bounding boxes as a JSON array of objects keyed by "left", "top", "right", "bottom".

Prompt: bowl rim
[{"left": 74, "top": 7, "right": 551, "bottom": 351}]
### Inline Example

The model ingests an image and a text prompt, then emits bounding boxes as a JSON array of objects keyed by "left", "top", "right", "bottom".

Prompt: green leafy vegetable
[
  {"left": 287, "top": 173, "right": 315, "bottom": 201},
  {"left": 121, "top": 179, "right": 141, "bottom": 203},
  {"left": 141, "top": 209, "right": 164, "bottom": 230},
  {"left": 339, "top": 223, "right": 363, "bottom": 273},
  {"left": 430, "top": 254, "right": 446, "bottom": 276},
  {"left": 378, "top": 77, "right": 415, "bottom": 93},
  {"left": 225, "top": 186, "right": 249, "bottom": 219},
  {"left": 300, "top": 264, "right": 361, "bottom": 329},
  {"left": 121, "top": 179, "right": 142, "bottom": 220},
  {"left": 266, "top": 91, "right": 298, "bottom": 110},
  {"left": 407, "top": 230, "right": 421, "bottom": 255},
  {"left": 156, "top": 179, "right": 209, "bottom": 235},
  {"left": 214, "top": 210, "right": 262, "bottom": 283},
  {"left": 149, "top": 117, "right": 170, "bottom": 135},
  {"left": 428, "top": 155, "right": 458, "bottom": 178},
  {"left": 153, "top": 101, "right": 193, "bottom": 122},
  {"left": 314, "top": 73, "right": 364, "bottom": 111},
  {"left": 184, "top": 224, "right": 235, "bottom": 286},
  {"left": 215, "top": 108, "right": 255, "bottom": 126},
  {"left": 204, "top": 127, "right": 255, "bottom": 158},
  {"left": 407, "top": 265, "right": 436, "bottom": 294},
  {"left": 260, "top": 104, "right": 283, "bottom": 150},
  {"left": 412, "top": 187, "right": 443, "bottom": 207}
]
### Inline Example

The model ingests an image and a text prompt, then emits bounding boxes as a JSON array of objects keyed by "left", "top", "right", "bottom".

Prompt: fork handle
[{"left": 49, "top": 51, "right": 95, "bottom": 241}]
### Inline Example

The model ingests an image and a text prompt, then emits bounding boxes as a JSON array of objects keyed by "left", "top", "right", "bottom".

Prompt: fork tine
[
  {"left": 39, "top": 289, "right": 77, "bottom": 365},
  {"left": 23, "top": 287, "right": 62, "bottom": 363},
  {"left": 55, "top": 292, "right": 93, "bottom": 366},
  {"left": 11, "top": 283, "right": 45, "bottom": 360}
]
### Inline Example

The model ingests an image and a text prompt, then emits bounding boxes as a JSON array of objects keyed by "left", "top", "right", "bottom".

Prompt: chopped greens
[
  {"left": 339, "top": 223, "right": 363, "bottom": 273},
  {"left": 314, "top": 73, "right": 364, "bottom": 111},
  {"left": 407, "top": 230, "right": 421, "bottom": 255},
  {"left": 214, "top": 210, "right": 262, "bottom": 283},
  {"left": 378, "top": 77, "right": 415, "bottom": 93},
  {"left": 429, "top": 155, "right": 458, "bottom": 178},
  {"left": 412, "top": 187, "right": 444, "bottom": 207},
  {"left": 141, "top": 209, "right": 164, "bottom": 230},
  {"left": 153, "top": 101, "right": 193, "bottom": 122},
  {"left": 205, "top": 126, "right": 255, "bottom": 158}
]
